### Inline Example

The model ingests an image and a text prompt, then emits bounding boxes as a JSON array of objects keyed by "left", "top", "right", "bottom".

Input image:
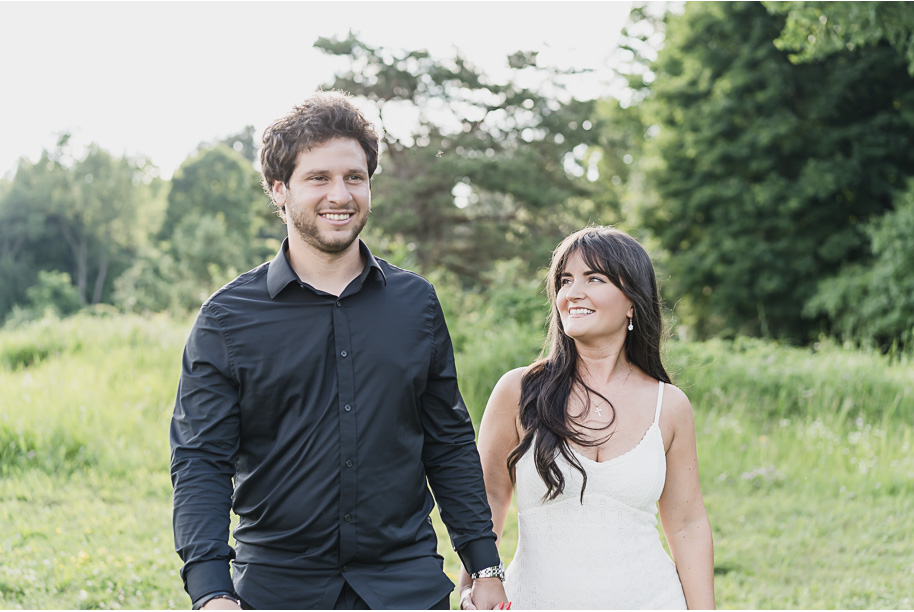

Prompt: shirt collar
[{"left": 267, "top": 238, "right": 387, "bottom": 299}]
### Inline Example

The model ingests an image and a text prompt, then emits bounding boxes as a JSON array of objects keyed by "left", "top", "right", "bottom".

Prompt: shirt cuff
[
  {"left": 186, "top": 559, "right": 235, "bottom": 607},
  {"left": 456, "top": 536, "right": 501, "bottom": 576}
]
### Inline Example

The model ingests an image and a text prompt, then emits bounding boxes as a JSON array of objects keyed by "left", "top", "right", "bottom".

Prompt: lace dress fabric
[{"left": 504, "top": 381, "right": 687, "bottom": 609}]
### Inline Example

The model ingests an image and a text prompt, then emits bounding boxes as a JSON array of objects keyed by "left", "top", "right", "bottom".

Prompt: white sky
[{"left": 0, "top": 1, "right": 633, "bottom": 180}]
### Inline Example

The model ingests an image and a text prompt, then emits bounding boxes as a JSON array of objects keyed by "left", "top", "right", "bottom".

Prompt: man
[{"left": 171, "top": 92, "right": 507, "bottom": 610}]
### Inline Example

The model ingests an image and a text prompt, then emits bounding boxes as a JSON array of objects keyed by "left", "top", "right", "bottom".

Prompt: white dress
[{"left": 504, "top": 381, "right": 687, "bottom": 609}]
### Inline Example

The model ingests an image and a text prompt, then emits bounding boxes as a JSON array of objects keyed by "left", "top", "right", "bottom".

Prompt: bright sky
[{"left": 0, "top": 1, "right": 633, "bottom": 180}]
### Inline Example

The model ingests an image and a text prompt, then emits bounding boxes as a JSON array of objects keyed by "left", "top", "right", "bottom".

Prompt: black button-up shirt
[{"left": 171, "top": 240, "right": 499, "bottom": 609}]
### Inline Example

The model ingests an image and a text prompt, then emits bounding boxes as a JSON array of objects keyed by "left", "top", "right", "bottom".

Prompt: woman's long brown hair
[{"left": 506, "top": 227, "right": 671, "bottom": 502}]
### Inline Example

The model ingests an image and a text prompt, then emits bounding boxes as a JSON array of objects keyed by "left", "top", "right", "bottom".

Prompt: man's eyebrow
[{"left": 298, "top": 167, "right": 367, "bottom": 175}]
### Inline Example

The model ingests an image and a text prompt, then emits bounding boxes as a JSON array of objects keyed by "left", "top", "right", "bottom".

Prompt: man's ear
[{"left": 271, "top": 181, "right": 287, "bottom": 207}]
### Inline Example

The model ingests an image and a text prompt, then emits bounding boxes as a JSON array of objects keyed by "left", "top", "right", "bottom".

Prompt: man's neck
[{"left": 287, "top": 236, "right": 365, "bottom": 297}]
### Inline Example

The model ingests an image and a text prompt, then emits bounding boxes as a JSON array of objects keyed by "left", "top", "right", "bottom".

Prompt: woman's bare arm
[
  {"left": 459, "top": 367, "right": 525, "bottom": 610},
  {"left": 658, "top": 385, "right": 716, "bottom": 610}
]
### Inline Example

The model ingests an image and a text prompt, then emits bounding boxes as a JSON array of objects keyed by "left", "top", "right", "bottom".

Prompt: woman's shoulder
[
  {"left": 485, "top": 364, "right": 537, "bottom": 414},
  {"left": 479, "top": 367, "right": 532, "bottom": 438},
  {"left": 499, "top": 365, "right": 530, "bottom": 387},
  {"left": 658, "top": 381, "right": 695, "bottom": 429},
  {"left": 489, "top": 366, "right": 529, "bottom": 405}
]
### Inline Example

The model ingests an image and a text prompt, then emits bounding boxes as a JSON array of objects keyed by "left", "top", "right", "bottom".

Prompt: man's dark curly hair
[{"left": 260, "top": 91, "right": 380, "bottom": 206}]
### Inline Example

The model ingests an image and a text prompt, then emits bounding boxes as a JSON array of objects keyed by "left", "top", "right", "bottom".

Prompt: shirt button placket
[{"left": 333, "top": 298, "right": 358, "bottom": 567}]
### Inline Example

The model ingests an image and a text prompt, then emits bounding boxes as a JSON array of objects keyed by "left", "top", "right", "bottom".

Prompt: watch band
[{"left": 470, "top": 561, "right": 505, "bottom": 581}]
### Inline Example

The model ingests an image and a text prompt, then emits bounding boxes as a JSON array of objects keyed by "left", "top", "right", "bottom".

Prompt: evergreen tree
[{"left": 640, "top": 1, "right": 914, "bottom": 340}]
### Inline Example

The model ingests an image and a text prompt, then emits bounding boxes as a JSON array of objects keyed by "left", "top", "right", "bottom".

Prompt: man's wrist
[
  {"left": 193, "top": 592, "right": 240, "bottom": 610},
  {"left": 470, "top": 561, "right": 505, "bottom": 582}
]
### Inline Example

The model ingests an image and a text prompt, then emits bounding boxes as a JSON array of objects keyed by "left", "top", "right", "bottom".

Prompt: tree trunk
[
  {"left": 92, "top": 248, "right": 108, "bottom": 305},
  {"left": 59, "top": 219, "right": 89, "bottom": 305}
]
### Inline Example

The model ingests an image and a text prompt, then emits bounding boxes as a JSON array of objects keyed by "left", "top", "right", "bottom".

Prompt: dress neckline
[{"left": 567, "top": 381, "right": 664, "bottom": 466}]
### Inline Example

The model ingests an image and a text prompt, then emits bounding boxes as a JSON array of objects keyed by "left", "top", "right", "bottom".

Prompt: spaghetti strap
[{"left": 653, "top": 381, "right": 664, "bottom": 425}]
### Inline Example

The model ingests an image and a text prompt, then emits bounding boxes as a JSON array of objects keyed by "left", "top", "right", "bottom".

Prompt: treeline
[{"left": 1, "top": 1, "right": 913, "bottom": 348}]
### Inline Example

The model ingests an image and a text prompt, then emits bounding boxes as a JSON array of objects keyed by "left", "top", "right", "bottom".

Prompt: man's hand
[
  {"left": 200, "top": 596, "right": 242, "bottom": 610},
  {"left": 460, "top": 577, "right": 508, "bottom": 610}
]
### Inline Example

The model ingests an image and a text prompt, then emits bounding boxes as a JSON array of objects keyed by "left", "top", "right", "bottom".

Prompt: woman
[{"left": 460, "top": 227, "right": 714, "bottom": 609}]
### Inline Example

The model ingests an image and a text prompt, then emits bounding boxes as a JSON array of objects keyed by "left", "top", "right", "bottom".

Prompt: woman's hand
[
  {"left": 459, "top": 578, "right": 510, "bottom": 610},
  {"left": 459, "top": 583, "right": 477, "bottom": 610}
]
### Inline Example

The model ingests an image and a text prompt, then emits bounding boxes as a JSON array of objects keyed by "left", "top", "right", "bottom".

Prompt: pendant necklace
[{"left": 593, "top": 360, "right": 633, "bottom": 417}]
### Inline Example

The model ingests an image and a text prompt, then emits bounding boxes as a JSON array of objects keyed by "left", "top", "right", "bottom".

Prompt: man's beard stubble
[{"left": 288, "top": 206, "right": 370, "bottom": 255}]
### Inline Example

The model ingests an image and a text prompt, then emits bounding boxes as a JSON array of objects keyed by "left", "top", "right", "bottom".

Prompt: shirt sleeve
[
  {"left": 170, "top": 303, "right": 240, "bottom": 603},
  {"left": 419, "top": 291, "right": 501, "bottom": 574}
]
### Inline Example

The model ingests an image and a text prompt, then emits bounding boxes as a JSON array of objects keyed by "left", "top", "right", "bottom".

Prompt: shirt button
[
  {"left": 342, "top": 565, "right": 350, "bottom": 572},
  {"left": 344, "top": 404, "right": 352, "bottom": 412},
  {"left": 340, "top": 350, "right": 348, "bottom": 357},
  {"left": 344, "top": 514, "right": 352, "bottom": 522},
  {"left": 336, "top": 301, "right": 342, "bottom": 308},
  {"left": 345, "top": 459, "right": 353, "bottom": 468}
]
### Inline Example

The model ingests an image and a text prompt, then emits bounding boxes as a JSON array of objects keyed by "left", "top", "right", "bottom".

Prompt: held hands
[{"left": 459, "top": 576, "right": 509, "bottom": 610}]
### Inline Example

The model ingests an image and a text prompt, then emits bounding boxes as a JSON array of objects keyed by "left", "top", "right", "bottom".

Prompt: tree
[
  {"left": 313, "top": 33, "right": 603, "bottom": 281},
  {"left": 64, "top": 143, "right": 161, "bottom": 305},
  {"left": 0, "top": 137, "right": 163, "bottom": 316},
  {"left": 804, "top": 182, "right": 914, "bottom": 348},
  {"left": 639, "top": 2, "right": 914, "bottom": 341},
  {"left": 116, "top": 143, "right": 278, "bottom": 314},
  {"left": 114, "top": 215, "right": 249, "bottom": 313},
  {"left": 159, "top": 144, "right": 266, "bottom": 245},
  {"left": 0, "top": 160, "right": 57, "bottom": 317},
  {"left": 766, "top": 2, "right": 914, "bottom": 76}
]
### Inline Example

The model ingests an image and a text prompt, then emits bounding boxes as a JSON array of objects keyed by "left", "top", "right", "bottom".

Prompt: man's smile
[{"left": 320, "top": 212, "right": 355, "bottom": 223}]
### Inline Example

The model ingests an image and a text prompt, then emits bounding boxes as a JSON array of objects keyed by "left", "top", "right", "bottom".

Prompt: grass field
[{"left": 1, "top": 312, "right": 912, "bottom": 609}]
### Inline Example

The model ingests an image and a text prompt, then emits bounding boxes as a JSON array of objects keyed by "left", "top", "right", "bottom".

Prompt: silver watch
[{"left": 470, "top": 561, "right": 505, "bottom": 581}]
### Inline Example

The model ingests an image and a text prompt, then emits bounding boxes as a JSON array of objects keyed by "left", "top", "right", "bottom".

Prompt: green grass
[{"left": 1, "top": 312, "right": 912, "bottom": 609}]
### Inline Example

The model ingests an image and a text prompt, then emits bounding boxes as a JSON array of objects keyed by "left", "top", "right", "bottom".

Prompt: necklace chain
[{"left": 593, "top": 360, "right": 633, "bottom": 417}]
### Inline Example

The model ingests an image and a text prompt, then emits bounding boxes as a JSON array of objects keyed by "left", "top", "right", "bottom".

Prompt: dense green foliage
[
  {"left": 804, "top": 183, "right": 914, "bottom": 346},
  {"left": 113, "top": 145, "right": 280, "bottom": 314},
  {"left": 768, "top": 1, "right": 914, "bottom": 75},
  {"left": 0, "top": 136, "right": 163, "bottom": 317},
  {"left": 1, "top": 312, "right": 911, "bottom": 609},
  {"left": 637, "top": 1, "right": 914, "bottom": 341}
]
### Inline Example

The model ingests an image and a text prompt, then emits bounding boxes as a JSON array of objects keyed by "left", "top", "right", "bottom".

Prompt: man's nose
[{"left": 327, "top": 177, "right": 353, "bottom": 203}]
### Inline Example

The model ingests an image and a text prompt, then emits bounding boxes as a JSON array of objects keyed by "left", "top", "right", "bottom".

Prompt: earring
[{"left": 628, "top": 317, "right": 633, "bottom": 331}]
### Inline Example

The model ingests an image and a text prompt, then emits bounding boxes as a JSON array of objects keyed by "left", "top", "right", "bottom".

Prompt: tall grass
[{"left": 1, "top": 312, "right": 911, "bottom": 609}]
